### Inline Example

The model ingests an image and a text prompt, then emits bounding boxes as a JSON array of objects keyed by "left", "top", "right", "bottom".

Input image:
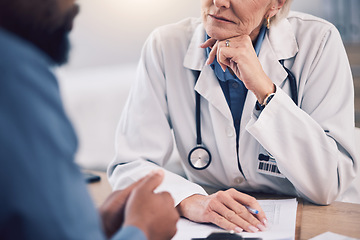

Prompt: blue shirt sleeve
[{"left": 111, "top": 226, "right": 147, "bottom": 240}]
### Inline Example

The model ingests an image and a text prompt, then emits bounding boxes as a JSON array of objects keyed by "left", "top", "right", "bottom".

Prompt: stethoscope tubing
[{"left": 188, "top": 62, "right": 298, "bottom": 170}]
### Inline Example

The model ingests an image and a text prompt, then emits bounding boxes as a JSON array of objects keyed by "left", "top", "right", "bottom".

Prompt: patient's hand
[
  {"left": 99, "top": 178, "right": 141, "bottom": 238},
  {"left": 99, "top": 170, "right": 179, "bottom": 240},
  {"left": 123, "top": 170, "right": 179, "bottom": 240}
]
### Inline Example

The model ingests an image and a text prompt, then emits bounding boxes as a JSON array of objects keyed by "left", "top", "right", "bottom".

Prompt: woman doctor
[{"left": 108, "top": 0, "right": 358, "bottom": 234}]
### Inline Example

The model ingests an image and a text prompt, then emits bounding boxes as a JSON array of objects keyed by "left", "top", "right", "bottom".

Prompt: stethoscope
[
  {"left": 188, "top": 70, "right": 212, "bottom": 170},
  {"left": 188, "top": 64, "right": 298, "bottom": 170}
]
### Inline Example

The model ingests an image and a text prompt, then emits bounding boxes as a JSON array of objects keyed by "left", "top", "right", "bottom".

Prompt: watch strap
[{"left": 261, "top": 92, "right": 275, "bottom": 107}]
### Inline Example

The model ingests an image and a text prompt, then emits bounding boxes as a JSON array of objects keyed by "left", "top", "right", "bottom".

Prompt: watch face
[{"left": 188, "top": 146, "right": 211, "bottom": 170}]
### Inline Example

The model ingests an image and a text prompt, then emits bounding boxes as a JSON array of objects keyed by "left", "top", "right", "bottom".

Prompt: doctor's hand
[
  {"left": 176, "top": 188, "right": 267, "bottom": 233},
  {"left": 123, "top": 170, "right": 179, "bottom": 240},
  {"left": 200, "top": 36, "right": 275, "bottom": 104}
]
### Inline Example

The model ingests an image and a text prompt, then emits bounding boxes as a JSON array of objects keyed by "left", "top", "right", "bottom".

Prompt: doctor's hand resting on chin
[{"left": 201, "top": 35, "right": 276, "bottom": 105}]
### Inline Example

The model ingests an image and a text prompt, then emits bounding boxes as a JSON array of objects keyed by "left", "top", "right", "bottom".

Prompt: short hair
[{"left": 271, "top": 0, "right": 293, "bottom": 25}]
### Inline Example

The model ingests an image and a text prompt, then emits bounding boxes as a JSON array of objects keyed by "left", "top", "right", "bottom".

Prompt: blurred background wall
[
  {"left": 66, "top": 0, "right": 201, "bottom": 70},
  {"left": 65, "top": 0, "right": 360, "bottom": 70}
]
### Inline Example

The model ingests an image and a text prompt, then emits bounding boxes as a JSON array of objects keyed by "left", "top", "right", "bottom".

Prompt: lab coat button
[
  {"left": 226, "top": 127, "right": 234, "bottom": 137},
  {"left": 234, "top": 177, "right": 243, "bottom": 184}
]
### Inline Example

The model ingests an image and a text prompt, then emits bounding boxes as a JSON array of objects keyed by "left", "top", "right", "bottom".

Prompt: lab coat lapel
[
  {"left": 260, "top": 17, "right": 299, "bottom": 87},
  {"left": 183, "top": 23, "right": 233, "bottom": 121},
  {"left": 195, "top": 67, "right": 233, "bottom": 121},
  {"left": 183, "top": 22, "right": 207, "bottom": 71},
  {"left": 241, "top": 18, "right": 299, "bottom": 134}
]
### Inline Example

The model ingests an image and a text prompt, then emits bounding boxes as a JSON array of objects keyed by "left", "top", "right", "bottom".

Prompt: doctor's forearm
[{"left": 247, "top": 89, "right": 356, "bottom": 204}]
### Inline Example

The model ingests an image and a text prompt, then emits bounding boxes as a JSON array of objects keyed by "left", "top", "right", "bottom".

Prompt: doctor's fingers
[
  {"left": 215, "top": 40, "right": 245, "bottom": 73},
  {"left": 206, "top": 211, "right": 244, "bottom": 233},
  {"left": 205, "top": 41, "right": 219, "bottom": 65},
  {"left": 217, "top": 45, "right": 252, "bottom": 75},
  {"left": 228, "top": 189, "right": 268, "bottom": 227},
  {"left": 212, "top": 191, "right": 266, "bottom": 232},
  {"left": 217, "top": 36, "right": 258, "bottom": 70},
  {"left": 217, "top": 47, "right": 232, "bottom": 72},
  {"left": 205, "top": 38, "right": 244, "bottom": 70},
  {"left": 207, "top": 200, "right": 259, "bottom": 233},
  {"left": 217, "top": 47, "right": 263, "bottom": 84},
  {"left": 200, "top": 37, "right": 217, "bottom": 49}
]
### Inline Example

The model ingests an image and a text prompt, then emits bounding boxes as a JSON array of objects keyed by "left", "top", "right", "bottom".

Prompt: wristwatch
[
  {"left": 261, "top": 92, "right": 275, "bottom": 107},
  {"left": 255, "top": 92, "right": 275, "bottom": 111}
]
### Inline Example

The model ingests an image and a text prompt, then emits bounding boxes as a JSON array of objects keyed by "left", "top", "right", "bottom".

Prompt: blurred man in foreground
[{"left": 0, "top": 0, "right": 178, "bottom": 239}]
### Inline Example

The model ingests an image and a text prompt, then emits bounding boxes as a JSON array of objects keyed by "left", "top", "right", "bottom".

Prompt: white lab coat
[{"left": 108, "top": 11, "right": 358, "bottom": 205}]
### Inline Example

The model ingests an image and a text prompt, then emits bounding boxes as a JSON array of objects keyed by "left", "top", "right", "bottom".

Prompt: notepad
[{"left": 172, "top": 198, "right": 298, "bottom": 240}]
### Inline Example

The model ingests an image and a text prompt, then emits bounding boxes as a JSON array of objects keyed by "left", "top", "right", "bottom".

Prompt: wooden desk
[
  {"left": 301, "top": 201, "right": 360, "bottom": 239},
  {"left": 87, "top": 171, "right": 360, "bottom": 240},
  {"left": 86, "top": 171, "right": 112, "bottom": 207}
]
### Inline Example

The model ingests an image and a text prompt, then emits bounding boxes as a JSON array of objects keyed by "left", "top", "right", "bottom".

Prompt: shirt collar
[{"left": 206, "top": 25, "right": 267, "bottom": 83}]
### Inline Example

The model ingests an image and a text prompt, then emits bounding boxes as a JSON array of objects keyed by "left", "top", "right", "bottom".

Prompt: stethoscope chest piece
[{"left": 188, "top": 145, "right": 212, "bottom": 170}]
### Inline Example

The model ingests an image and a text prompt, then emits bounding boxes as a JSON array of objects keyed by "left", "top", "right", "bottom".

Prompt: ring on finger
[{"left": 225, "top": 39, "right": 230, "bottom": 47}]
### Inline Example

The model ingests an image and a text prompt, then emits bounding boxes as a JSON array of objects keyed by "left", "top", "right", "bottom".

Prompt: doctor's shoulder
[
  {"left": 286, "top": 11, "right": 342, "bottom": 47},
  {"left": 285, "top": 10, "right": 347, "bottom": 76}
]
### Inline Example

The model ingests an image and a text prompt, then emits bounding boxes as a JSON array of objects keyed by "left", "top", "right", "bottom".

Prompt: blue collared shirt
[{"left": 206, "top": 25, "right": 266, "bottom": 141}]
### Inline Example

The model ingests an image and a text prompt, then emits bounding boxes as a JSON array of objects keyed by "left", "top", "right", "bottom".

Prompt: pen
[{"left": 245, "top": 206, "right": 259, "bottom": 214}]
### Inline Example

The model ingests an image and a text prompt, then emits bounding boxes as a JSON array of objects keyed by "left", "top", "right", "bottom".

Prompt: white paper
[
  {"left": 172, "top": 198, "right": 298, "bottom": 240},
  {"left": 309, "top": 232, "right": 359, "bottom": 240}
]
